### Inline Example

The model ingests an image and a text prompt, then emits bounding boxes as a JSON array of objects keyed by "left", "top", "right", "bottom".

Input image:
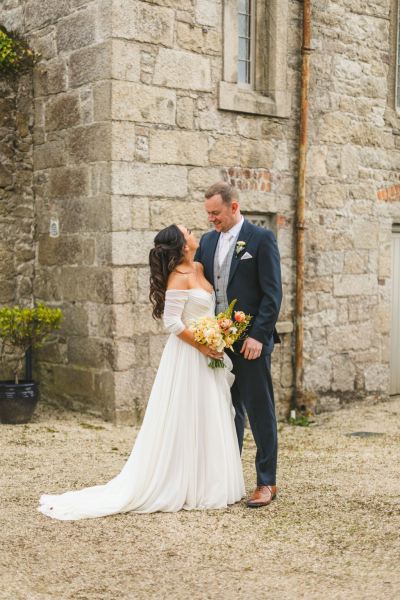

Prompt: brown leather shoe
[{"left": 246, "top": 485, "right": 277, "bottom": 508}]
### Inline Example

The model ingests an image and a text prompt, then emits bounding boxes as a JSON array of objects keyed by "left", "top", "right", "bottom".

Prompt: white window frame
[
  {"left": 219, "top": 0, "right": 291, "bottom": 118},
  {"left": 237, "top": 0, "right": 255, "bottom": 87}
]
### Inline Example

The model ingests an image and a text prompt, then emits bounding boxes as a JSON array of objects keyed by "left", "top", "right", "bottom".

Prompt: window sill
[{"left": 218, "top": 81, "right": 291, "bottom": 118}]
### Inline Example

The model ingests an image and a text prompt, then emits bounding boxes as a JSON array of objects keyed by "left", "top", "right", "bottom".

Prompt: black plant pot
[{"left": 0, "top": 380, "right": 40, "bottom": 424}]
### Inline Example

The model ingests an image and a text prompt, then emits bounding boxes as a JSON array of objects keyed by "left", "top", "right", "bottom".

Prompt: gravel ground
[{"left": 1, "top": 396, "right": 399, "bottom": 600}]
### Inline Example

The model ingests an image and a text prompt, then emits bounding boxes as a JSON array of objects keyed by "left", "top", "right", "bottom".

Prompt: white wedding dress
[{"left": 38, "top": 288, "right": 245, "bottom": 520}]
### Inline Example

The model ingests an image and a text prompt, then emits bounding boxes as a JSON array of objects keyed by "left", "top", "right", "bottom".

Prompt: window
[
  {"left": 242, "top": 211, "right": 277, "bottom": 235},
  {"left": 238, "top": 0, "right": 253, "bottom": 85},
  {"left": 219, "top": 0, "right": 291, "bottom": 117}
]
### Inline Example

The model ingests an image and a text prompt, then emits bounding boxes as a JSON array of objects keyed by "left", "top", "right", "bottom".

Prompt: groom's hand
[{"left": 241, "top": 337, "right": 262, "bottom": 360}]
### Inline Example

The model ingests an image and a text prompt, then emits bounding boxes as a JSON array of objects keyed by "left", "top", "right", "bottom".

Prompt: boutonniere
[{"left": 235, "top": 241, "right": 246, "bottom": 256}]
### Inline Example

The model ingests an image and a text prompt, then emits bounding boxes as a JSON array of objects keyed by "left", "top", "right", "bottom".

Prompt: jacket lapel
[{"left": 228, "top": 219, "right": 254, "bottom": 286}]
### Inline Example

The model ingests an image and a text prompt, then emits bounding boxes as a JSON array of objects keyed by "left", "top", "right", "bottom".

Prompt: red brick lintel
[
  {"left": 221, "top": 167, "right": 271, "bottom": 193},
  {"left": 377, "top": 184, "right": 400, "bottom": 202}
]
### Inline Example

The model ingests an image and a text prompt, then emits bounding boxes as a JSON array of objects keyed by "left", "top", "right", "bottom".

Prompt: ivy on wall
[{"left": 0, "top": 26, "right": 37, "bottom": 76}]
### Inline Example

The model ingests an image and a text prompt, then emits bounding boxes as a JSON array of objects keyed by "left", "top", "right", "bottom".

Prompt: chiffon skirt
[{"left": 38, "top": 334, "right": 245, "bottom": 520}]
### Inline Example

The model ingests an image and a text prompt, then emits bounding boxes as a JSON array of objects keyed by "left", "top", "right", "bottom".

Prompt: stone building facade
[
  {"left": 0, "top": 69, "right": 34, "bottom": 312},
  {"left": 0, "top": 0, "right": 399, "bottom": 422}
]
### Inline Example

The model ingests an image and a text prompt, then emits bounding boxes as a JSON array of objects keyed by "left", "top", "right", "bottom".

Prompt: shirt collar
[{"left": 221, "top": 216, "right": 244, "bottom": 240}]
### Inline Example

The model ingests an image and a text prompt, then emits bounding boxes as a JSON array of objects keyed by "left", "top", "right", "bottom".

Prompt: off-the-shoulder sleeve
[{"left": 162, "top": 289, "right": 189, "bottom": 335}]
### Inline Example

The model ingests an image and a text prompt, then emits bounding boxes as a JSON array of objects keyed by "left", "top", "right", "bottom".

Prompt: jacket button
[{"left": 217, "top": 276, "right": 221, "bottom": 279}]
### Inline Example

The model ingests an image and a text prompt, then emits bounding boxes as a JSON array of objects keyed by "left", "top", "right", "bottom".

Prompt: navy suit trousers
[{"left": 227, "top": 349, "right": 278, "bottom": 486}]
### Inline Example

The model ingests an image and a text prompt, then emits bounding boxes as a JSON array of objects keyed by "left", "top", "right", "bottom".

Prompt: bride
[{"left": 38, "top": 224, "right": 245, "bottom": 519}]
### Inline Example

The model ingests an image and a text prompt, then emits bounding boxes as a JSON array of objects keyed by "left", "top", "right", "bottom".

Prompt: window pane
[
  {"left": 237, "top": 0, "right": 252, "bottom": 85},
  {"left": 238, "top": 60, "right": 248, "bottom": 83},
  {"left": 238, "top": 36, "right": 250, "bottom": 60},
  {"left": 238, "top": 0, "right": 250, "bottom": 14},
  {"left": 238, "top": 13, "right": 250, "bottom": 37}
]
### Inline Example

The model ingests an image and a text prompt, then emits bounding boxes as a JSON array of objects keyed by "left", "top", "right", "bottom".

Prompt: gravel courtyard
[{"left": 1, "top": 396, "right": 399, "bottom": 600}]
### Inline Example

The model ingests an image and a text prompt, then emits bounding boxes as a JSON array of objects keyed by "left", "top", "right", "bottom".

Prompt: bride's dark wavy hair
[{"left": 149, "top": 224, "right": 186, "bottom": 319}]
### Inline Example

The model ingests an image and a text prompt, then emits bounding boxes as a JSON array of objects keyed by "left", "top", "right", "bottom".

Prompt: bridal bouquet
[{"left": 190, "top": 299, "right": 252, "bottom": 368}]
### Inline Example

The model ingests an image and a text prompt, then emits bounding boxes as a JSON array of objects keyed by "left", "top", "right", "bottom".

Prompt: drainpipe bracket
[{"left": 296, "top": 221, "right": 308, "bottom": 231}]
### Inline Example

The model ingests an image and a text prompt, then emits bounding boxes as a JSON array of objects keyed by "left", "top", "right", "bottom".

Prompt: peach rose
[
  {"left": 218, "top": 318, "right": 233, "bottom": 331},
  {"left": 234, "top": 311, "right": 246, "bottom": 323}
]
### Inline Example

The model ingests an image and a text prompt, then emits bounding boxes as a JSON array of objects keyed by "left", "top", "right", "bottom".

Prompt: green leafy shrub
[
  {"left": 0, "top": 26, "right": 37, "bottom": 75},
  {"left": 0, "top": 303, "right": 63, "bottom": 384},
  {"left": 289, "top": 414, "right": 313, "bottom": 427}
]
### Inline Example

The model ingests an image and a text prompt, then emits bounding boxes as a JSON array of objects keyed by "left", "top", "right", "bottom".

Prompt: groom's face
[{"left": 205, "top": 194, "right": 239, "bottom": 233}]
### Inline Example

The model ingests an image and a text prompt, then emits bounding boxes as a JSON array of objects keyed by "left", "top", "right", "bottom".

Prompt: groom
[{"left": 195, "top": 181, "right": 282, "bottom": 507}]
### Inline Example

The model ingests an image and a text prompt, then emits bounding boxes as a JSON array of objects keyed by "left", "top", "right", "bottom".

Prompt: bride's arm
[{"left": 162, "top": 290, "right": 222, "bottom": 359}]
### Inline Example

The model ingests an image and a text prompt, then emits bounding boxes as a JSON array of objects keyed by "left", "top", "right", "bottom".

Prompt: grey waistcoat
[{"left": 213, "top": 236, "right": 238, "bottom": 314}]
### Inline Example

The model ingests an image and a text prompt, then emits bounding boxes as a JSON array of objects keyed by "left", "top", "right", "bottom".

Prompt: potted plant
[{"left": 0, "top": 303, "right": 63, "bottom": 424}]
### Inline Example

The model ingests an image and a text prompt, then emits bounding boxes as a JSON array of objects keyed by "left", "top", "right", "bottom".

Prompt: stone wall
[
  {"left": 107, "top": 0, "right": 300, "bottom": 422},
  {"left": 1, "top": 0, "right": 117, "bottom": 416},
  {"left": 303, "top": 0, "right": 400, "bottom": 411},
  {"left": 0, "top": 67, "right": 35, "bottom": 378},
  {"left": 1, "top": 0, "right": 399, "bottom": 422}
]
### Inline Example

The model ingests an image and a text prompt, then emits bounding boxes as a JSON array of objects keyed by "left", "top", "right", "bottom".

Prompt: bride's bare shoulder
[
  {"left": 166, "top": 270, "right": 189, "bottom": 291},
  {"left": 195, "top": 261, "right": 204, "bottom": 272}
]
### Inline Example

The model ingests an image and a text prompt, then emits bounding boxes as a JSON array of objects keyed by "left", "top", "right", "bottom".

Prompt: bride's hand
[{"left": 197, "top": 344, "right": 224, "bottom": 360}]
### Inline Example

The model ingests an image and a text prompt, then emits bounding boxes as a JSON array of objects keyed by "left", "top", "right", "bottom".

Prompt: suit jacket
[{"left": 195, "top": 219, "right": 282, "bottom": 354}]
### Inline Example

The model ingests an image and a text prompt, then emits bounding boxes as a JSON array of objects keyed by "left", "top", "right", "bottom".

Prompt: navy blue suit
[{"left": 195, "top": 219, "right": 282, "bottom": 485}]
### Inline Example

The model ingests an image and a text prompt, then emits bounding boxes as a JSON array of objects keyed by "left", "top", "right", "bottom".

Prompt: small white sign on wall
[{"left": 49, "top": 218, "right": 60, "bottom": 238}]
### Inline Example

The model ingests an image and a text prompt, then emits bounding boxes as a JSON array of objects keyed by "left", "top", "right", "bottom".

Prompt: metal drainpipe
[{"left": 294, "top": 0, "right": 313, "bottom": 411}]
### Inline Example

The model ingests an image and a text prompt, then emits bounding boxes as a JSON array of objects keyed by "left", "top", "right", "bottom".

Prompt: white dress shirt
[{"left": 218, "top": 217, "right": 244, "bottom": 266}]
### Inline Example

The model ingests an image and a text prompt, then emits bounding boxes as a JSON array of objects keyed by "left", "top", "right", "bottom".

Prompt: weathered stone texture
[
  {"left": 33, "top": 59, "right": 67, "bottom": 96},
  {"left": 2, "top": 0, "right": 399, "bottom": 422},
  {"left": 49, "top": 166, "right": 89, "bottom": 198},
  {"left": 24, "top": 0, "right": 70, "bottom": 30},
  {"left": 112, "top": 231, "right": 156, "bottom": 265},
  {"left": 0, "top": 75, "right": 34, "bottom": 314},
  {"left": 112, "top": 163, "right": 188, "bottom": 197},
  {"left": 0, "top": 0, "right": 118, "bottom": 415},
  {"left": 112, "top": 40, "right": 141, "bottom": 82},
  {"left": 150, "top": 199, "right": 206, "bottom": 230},
  {"left": 195, "top": 0, "right": 220, "bottom": 27},
  {"left": 113, "top": 0, "right": 175, "bottom": 46},
  {"left": 112, "top": 81, "right": 176, "bottom": 124},
  {"left": 56, "top": 8, "right": 97, "bottom": 53},
  {"left": 176, "top": 22, "right": 221, "bottom": 55},
  {"left": 66, "top": 124, "right": 112, "bottom": 163},
  {"left": 112, "top": 196, "right": 149, "bottom": 231},
  {"left": 149, "top": 130, "right": 209, "bottom": 166},
  {"left": 45, "top": 93, "right": 80, "bottom": 131},
  {"left": 69, "top": 43, "right": 111, "bottom": 88},
  {"left": 153, "top": 49, "right": 212, "bottom": 91}
]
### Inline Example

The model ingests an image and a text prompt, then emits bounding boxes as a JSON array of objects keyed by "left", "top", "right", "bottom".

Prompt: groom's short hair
[{"left": 205, "top": 181, "right": 238, "bottom": 205}]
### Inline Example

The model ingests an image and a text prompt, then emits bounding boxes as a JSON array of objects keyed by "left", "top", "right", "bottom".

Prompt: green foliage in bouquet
[
  {"left": 0, "top": 303, "right": 63, "bottom": 384},
  {"left": 212, "top": 300, "right": 252, "bottom": 368},
  {"left": 222, "top": 298, "right": 238, "bottom": 320},
  {"left": 0, "top": 26, "right": 37, "bottom": 76}
]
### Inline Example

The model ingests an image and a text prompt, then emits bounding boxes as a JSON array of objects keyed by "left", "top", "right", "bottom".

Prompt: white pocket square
[{"left": 240, "top": 252, "right": 253, "bottom": 260}]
